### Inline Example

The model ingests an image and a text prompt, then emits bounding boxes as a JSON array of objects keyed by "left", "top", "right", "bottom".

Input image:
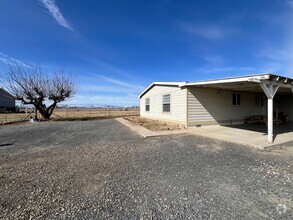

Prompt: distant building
[{"left": 0, "top": 88, "right": 15, "bottom": 112}]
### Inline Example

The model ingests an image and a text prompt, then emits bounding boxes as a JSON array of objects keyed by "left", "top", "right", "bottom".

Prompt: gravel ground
[{"left": 0, "top": 119, "right": 292, "bottom": 219}]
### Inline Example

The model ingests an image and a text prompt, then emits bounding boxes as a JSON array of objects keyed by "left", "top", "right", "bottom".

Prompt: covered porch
[
  {"left": 188, "top": 122, "right": 293, "bottom": 149},
  {"left": 183, "top": 74, "right": 293, "bottom": 144}
]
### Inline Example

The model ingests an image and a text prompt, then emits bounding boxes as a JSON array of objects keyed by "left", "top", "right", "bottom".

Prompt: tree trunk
[
  {"left": 35, "top": 102, "right": 57, "bottom": 121},
  {"left": 37, "top": 108, "right": 50, "bottom": 120},
  {"left": 35, "top": 106, "right": 53, "bottom": 120},
  {"left": 34, "top": 107, "right": 38, "bottom": 120}
]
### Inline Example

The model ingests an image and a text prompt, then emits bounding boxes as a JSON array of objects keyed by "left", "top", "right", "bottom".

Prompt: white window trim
[{"left": 162, "top": 94, "right": 171, "bottom": 113}]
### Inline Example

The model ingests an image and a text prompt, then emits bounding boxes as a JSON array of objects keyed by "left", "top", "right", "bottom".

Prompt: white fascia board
[
  {"left": 249, "top": 79, "right": 293, "bottom": 89},
  {"left": 139, "top": 83, "right": 155, "bottom": 98},
  {"left": 139, "top": 82, "right": 186, "bottom": 98},
  {"left": 265, "top": 81, "right": 293, "bottom": 89},
  {"left": 184, "top": 74, "right": 271, "bottom": 87}
]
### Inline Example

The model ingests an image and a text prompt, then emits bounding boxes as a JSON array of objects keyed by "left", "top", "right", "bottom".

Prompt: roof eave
[
  {"left": 139, "top": 82, "right": 186, "bottom": 98},
  {"left": 183, "top": 74, "right": 271, "bottom": 87}
]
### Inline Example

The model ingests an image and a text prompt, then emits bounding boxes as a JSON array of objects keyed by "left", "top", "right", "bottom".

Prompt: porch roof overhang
[{"left": 181, "top": 73, "right": 293, "bottom": 94}]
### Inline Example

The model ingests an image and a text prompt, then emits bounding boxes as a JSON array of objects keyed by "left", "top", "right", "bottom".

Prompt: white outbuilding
[{"left": 139, "top": 73, "right": 293, "bottom": 143}]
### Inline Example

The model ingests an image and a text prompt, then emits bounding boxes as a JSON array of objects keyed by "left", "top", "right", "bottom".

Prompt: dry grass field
[{"left": 0, "top": 107, "right": 140, "bottom": 123}]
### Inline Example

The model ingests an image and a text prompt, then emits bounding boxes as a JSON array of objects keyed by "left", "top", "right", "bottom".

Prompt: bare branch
[{"left": 2, "top": 62, "right": 76, "bottom": 120}]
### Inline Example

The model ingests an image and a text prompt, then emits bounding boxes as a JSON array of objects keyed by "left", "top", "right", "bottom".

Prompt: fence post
[{"left": 64, "top": 108, "right": 67, "bottom": 119}]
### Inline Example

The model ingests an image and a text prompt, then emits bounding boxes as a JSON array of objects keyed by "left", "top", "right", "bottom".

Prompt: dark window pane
[
  {"left": 145, "top": 98, "right": 150, "bottom": 111},
  {"left": 163, "top": 103, "right": 170, "bottom": 112},
  {"left": 237, "top": 94, "right": 241, "bottom": 105},
  {"left": 163, "top": 95, "right": 170, "bottom": 104},
  {"left": 232, "top": 94, "right": 237, "bottom": 105},
  {"left": 256, "top": 95, "right": 263, "bottom": 107},
  {"left": 162, "top": 94, "right": 170, "bottom": 112},
  {"left": 232, "top": 93, "right": 240, "bottom": 106}
]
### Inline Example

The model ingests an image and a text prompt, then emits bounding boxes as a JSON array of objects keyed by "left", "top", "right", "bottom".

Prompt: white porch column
[
  {"left": 267, "top": 98, "right": 273, "bottom": 143},
  {"left": 260, "top": 83, "right": 279, "bottom": 144}
]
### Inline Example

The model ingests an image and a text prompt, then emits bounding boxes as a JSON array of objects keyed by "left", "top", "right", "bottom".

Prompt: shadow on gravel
[{"left": 0, "top": 143, "right": 13, "bottom": 147}]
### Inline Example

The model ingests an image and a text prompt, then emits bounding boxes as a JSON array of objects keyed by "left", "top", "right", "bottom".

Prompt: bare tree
[{"left": 2, "top": 63, "right": 76, "bottom": 120}]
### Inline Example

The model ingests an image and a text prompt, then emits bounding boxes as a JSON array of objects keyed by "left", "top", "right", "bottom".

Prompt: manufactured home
[
  {"left": 139, "top": 74, "right": 293, "bottom": 143},
  {"left": 0, "top": 88, "right": 15, "bottom": 112}
]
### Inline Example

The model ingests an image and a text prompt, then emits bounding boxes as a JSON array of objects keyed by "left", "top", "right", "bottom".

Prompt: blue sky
[{"left": 0, "top": 0, "right": 293, "bottom": 106}]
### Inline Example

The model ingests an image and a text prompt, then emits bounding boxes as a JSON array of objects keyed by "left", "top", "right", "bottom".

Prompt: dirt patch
[{"left": 124, "top": 116, "right": 183, "bottom": 131}]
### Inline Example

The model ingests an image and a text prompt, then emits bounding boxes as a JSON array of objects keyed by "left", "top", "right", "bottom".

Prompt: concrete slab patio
[
  {"left": 188, "top": 123, "right": 293, "bottom": 150},
  {"left": 117, "top": 118, "right": 293, "bottom": 150}
]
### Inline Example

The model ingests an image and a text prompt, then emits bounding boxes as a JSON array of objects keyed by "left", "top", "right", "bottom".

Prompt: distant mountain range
[
  {"left": 16, "top": 103, "right": 139, "bottom": 109},
  {"left": 56, "top": 104, "right": 139, "bottom": 109}
]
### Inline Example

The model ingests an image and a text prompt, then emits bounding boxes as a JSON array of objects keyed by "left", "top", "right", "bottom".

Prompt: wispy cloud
[
  {"left": 202, "top": 54, "right": 224, "bottom": 65},
  {"left": 63, "top": 94, "right": 138, "bottom": 106},
  {"left": 0, "top": 52, "right": 31, "bottom": 68},
  {"left": 72, "top": 74, "right": 143, "bottom": 106},
  {"left": 39, "top": 0, "right": 74, "bottom": 31},
  {"left": 97, "top": 75, "right": 144, "bottom": 91},
  {"left": 83, "top": 57, "right": 135, "bottom": 79},
  {"left": 79, "top": 85, "right": 142, "bottom": 94},
  {"left": 286, "top": 0, "right": 293, "bottom": 9},
  {"left": 256, "top": 0, "right": 293, "bottom": 76},
  {"left": 193, "top": 66, "right": 255, "bottom": 75},
  {"left": 181, "top": 23, "right": 239, "bottom": 40}
]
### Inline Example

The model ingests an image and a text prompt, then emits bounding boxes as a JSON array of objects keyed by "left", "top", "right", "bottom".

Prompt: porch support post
[
  {"left": 260, "top": 83, "right": 280, "bottom": 144},
  {"left": 267, "top": 98, "right": 273, "bottom": 143}
]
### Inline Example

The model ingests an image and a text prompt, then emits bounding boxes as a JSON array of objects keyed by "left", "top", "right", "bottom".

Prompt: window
[
  {"left": 145, "top": 98, "right": 150, "bottom": 112},
  {"left": 256, "top": 95, "right": 263, "bottom": 107},
  {"left": 162, "top": 94, "right": 170, "bottom": 112},
  {"left": 232, "top": 93, "right": 241, "bottom": 106}
]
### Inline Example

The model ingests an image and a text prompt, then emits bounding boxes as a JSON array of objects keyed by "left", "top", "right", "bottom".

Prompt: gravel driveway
[{"left": 0, "top": 119, "right": 292, "bottom": 219}]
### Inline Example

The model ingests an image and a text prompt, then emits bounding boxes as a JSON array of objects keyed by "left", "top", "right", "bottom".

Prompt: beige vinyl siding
[
  {"left": 140, "top": 85, "right": 187, "bottom": 124},
  {"left": 187, "top": 87, "right": 263, "bottom": 126}
]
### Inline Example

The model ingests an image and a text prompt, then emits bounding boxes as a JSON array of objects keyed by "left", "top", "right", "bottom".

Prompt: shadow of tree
[{"left": 0, "top": 143, "right": 13, "bottom": 147}]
